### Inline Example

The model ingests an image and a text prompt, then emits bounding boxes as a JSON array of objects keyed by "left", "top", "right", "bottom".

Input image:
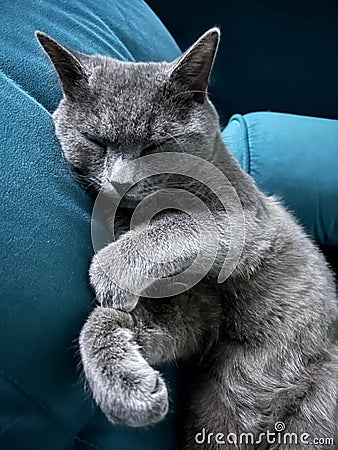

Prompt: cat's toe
[{"left": 104, "top": 370, "right": 169, "bottom": 427}]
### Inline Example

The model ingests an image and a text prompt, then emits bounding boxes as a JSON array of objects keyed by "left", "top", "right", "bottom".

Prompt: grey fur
[{"left": 36, "top": 29, "right": 337, "bottom": 449}]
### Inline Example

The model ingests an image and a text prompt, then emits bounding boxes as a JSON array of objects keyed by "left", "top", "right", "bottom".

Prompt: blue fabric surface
[
  {"left": 0, "top": 0, "right": 180, "bottom": 449},
  {"left": 222, "top": 112, "right": 338, "bottom": 246}
]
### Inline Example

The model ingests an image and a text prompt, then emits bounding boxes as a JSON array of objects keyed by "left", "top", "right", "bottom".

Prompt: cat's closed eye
[
  {"left": 140, "top": 137, "right": 178, "bottom": 157},
  {"left": 84, "top": 134, "right": 108, "bottom": 151},
  {"left": 140, "top": 142, "right": 158, "bottom": 157}
]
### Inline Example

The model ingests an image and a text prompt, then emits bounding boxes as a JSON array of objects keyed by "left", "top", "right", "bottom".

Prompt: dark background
[{"left": 147, "top": 0, "right": 338, "bottom": 125}]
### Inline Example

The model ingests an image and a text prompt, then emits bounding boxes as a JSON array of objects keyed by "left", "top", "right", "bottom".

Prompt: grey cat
[{"left": 36, "top": 29, "right": 337, "bottom": 449}]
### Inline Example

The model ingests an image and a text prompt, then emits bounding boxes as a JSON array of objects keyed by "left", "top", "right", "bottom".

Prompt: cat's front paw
[
  {"left": 101, "top": 361, "right": 169, "bottom": 428},
  {"left": 89, "top": 249, "right": 139, "bottom": 311},
  {"left": 80, "top": 323, "right": 169, "bottom": 427}
]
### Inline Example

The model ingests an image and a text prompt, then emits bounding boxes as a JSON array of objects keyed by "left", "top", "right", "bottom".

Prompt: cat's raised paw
[
  {"left": 102, "top": 368, "right": 169, "bottom": 427},
  {"left": 79, "top": 314, "right": 169, "bottom": 427},
  {"left": 83, "top": 347, "right": 168, "bottom": 426}
]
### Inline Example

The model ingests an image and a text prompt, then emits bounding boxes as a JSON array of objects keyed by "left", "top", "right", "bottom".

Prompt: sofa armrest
[{"left": 222, "top": 112, "right": 338, "bottom": 247}]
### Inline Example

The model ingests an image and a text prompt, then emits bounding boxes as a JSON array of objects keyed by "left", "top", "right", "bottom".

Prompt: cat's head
[{"left": 36, "top": 28, "right": 220, "bottom": 205}]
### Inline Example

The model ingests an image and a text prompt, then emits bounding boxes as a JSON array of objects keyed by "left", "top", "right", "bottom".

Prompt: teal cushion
[
  {"left": 0, "top": 0, "right": 180, "bottom": 449},
  {"left": 222, "top": 112, "right": 338, "bottom": 246}
]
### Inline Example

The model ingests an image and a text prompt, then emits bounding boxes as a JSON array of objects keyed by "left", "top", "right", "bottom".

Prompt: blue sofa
[{"left": 0, "top": 0, "right": 337, "bottom": 449}]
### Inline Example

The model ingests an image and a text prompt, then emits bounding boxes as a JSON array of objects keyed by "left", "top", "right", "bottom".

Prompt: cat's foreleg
[
  {"left": 79, "top": 288, "right": 221, "bottom": 427},
  {"left": 89, "top": 213, "right": 215, "bottom": 311}
]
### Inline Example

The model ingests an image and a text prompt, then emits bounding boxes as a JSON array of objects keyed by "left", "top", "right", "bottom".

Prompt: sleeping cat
[{"left": 36, "top": 29, "right": 337, "bottom": 449}]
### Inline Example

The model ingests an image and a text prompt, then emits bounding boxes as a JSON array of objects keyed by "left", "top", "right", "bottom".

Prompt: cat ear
[
  {"left": 36, "top": 31, "right": 88, "bottom": 99},
  {"left": 169, "top": 28, "right": 220, "bottom": 102}
]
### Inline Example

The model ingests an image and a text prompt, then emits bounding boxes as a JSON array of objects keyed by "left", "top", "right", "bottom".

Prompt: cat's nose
[{"left": 110, "top": 181, "right": 132, "bottom": 195}]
